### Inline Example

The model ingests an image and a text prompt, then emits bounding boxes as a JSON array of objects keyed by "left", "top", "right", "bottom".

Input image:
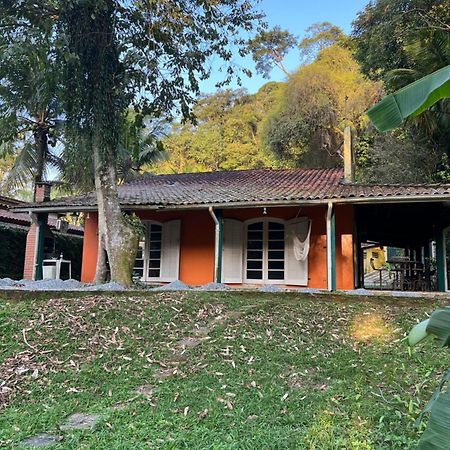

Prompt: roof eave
[{"left": 11, "top": 194, "right": 450, "bottom": 214}]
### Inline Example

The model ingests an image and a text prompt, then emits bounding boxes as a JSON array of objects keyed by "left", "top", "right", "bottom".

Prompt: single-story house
[{"left": 13, "top": 161, "right": 450, "bottom": 292}]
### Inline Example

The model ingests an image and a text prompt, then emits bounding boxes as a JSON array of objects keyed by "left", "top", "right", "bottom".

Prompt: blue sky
[{"left": 199, "top": 0, "right": 369, "bottom": 94}]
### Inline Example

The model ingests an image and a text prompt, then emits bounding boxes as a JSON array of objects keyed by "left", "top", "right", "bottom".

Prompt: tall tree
[
  {"left": 298, "top": 22, "right": 345, "bottom": 63},
  {"left": 263, "top": 44, "right": 380, "bottom": 167},
  {"left": 2, "top": 0, "right": 263, "bottom": 286},
  {"left": 117, "top": 113, "right": 167, "bottom": 183},
  {"left": 247, "top": 26, "right": 297, "bottom": 78},
  {"left": 352, "top": 0, "right": 450, "bottom": 84}
]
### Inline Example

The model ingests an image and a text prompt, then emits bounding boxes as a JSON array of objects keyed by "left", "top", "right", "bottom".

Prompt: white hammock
[{"left": 293, "top": 220, "right": 311, "bottom": 261}]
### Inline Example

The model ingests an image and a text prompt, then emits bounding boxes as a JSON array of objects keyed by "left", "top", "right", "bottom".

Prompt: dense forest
[
  {"left": 1, "top": 0, "right": 449, "bottom": 196},
  {"left": 148, "top": 0, "right": 450, "bottom": 184}
]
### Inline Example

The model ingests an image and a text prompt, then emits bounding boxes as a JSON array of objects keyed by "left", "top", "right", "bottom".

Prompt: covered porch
[{"left": 354, "top": 200, "right": 449, "bottom": 292}]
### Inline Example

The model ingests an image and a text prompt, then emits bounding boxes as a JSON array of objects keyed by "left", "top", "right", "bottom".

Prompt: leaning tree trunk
[{"left": 93, "top": 140, "right": 139, "bottom": 287}]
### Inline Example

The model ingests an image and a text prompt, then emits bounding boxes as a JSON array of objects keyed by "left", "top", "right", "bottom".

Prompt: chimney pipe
[
  {"left": 34, "top": 181, "right": 52, "bottom": 203},
  {"left": 343, "top": 126, "right": 355, "bottom": 183}
]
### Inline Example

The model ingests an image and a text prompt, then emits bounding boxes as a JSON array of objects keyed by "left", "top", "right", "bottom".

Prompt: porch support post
[
  {"left": 326, "top": 202, "right": 336, "bottom": 292},
  {"left": 436, "top": 228, "right": 447, "bottom": 292},
  {"left": 209, "top": 207, "right": 223, "bottom": 283},
  {"left": 216, "top": 209, "right": 223, "bottom": 283},
  {"left": 35, "top": 212, "right": 47, "bottom": 281}
]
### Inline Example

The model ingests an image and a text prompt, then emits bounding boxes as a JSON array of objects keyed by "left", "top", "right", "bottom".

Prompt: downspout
[
  {"left": 208, "top": 207, "right": 223, "bottom": 283},
  {"left": 326, "top": 202, "right": 336, "bottom": 292}
]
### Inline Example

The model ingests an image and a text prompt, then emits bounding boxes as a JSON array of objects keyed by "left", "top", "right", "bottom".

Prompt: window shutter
[
  {"left": 160, "top": 220, "right": 181, "bottom": 282},
  {"left": 285, "top": 218, "right": 311, "bottom": 285},
  {"left": 222, "top": 219, "right": 243, "bottom": 283}
]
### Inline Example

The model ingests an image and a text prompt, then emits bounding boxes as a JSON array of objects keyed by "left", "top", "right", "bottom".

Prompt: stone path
[
  {"left": 21, "top": 433, "right": 63, "bottom": 447},
  {"left": 59, "top": 413, "right": 101, "bottom": 431}
]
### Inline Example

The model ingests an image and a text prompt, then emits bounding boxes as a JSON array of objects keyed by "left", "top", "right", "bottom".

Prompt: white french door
[
  {"left": 133, "top": 222, "right": 163, "bottom": 281},
  {"left": 244, "top": 219, "right": 285, "bottom": 284}
]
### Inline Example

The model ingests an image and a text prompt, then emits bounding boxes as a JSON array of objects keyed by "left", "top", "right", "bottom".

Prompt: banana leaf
[
  {"left": 418, "top": 391, "right": 450, "bottom": 450},
  {"left": 409, "top": 309, "right": 450, "bottom": 450},
  {"left": 368, "top": 65, "right": 450, "bottom": 132}
]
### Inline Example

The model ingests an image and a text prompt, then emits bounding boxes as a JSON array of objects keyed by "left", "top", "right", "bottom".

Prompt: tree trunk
[
  {"left": 94, "top": 226, "right": 108, "bottom": 283},
  {"left": 33, "top": 125, "right": 48, "bottom": 201},
  {"left": 93, "top": 144, "right": 138, "bottom": 287}
]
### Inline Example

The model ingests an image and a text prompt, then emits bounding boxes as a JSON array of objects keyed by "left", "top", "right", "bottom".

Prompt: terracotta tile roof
[
  {"left": 0, "top": 197, "right": 83, "bottom": 234},
  {"left": 12, "top": 168, "right": 450, "bottom": 211}
]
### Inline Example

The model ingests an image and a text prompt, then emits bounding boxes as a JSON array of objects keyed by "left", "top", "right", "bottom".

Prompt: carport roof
[{"left": 12, "top": 168, "right": 450, "bottom": 212}]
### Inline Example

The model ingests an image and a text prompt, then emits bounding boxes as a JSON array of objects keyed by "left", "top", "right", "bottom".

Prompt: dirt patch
[
  {"left": 154, "top": 367, "right": 180, "bottom": 380},
  {"left": 134, "top": 384, "right": 156, "bottom": 401},
  {"left": 176, "top": 337, "right": 201, "bottom": 349},
  {"left": 350, "top": 312, "right": 394, "bottom": 342}
]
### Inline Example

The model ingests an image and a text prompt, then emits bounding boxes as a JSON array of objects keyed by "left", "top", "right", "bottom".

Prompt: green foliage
[
  {"left": 247, "top": 26, "right": 297, "bottom": 78},
  {"left": 409, "top": 309, "right": 450, "bottom": 449},
  {"left": 122, "top": 213, "right": 145, "bottom": 240},
  {"left": 0, "top": 19, "right": 64, "bottom": 192},
  {"left": 263, "top": 45, "right": 380, "bottom": 167},
  {"left": 117, "top": 112, "right": 167, "bottom": 183},
  {"left": 0, "top": 224, "right": 27, "bottom": 279},
  {"left": 368, "top": 66, "right": 450, "bottom": 132},
  {"left": 356, "top": 130, "right": 443, "bottom": 184},
  {"left": 152, "top": 85, "right": 283, "bottom": 173},
  {"left": 353, "top": 0, "right": 450, "bottom": 180},
  {"left": 352, "top": 0, "right": 450, "bottom": 84}
]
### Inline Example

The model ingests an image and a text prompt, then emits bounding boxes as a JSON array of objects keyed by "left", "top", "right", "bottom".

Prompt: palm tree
[
  {"left": 0, "top": 38, "right": 63, "bottom": 199},
  {"left": 117, "top": 113, "right": 167, "bottom": 183}
]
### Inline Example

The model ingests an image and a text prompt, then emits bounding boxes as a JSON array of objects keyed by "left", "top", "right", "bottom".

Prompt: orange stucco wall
[
  {"left": 81, "top": 212, "right": 99, "bottom": 283},
  {"left": 335, "top": 205, "right": 354, "bottom": 290},
  {"left": 80, "top": 205, "right": 354, "bottom": 289},
  {"left": 136, "top": 210, "right": 215, "bottom": 285}
]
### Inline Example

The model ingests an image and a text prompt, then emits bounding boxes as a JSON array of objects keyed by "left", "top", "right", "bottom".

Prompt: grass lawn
[{"left": 0, "top": 291, "right": 448, "bottom": 449}]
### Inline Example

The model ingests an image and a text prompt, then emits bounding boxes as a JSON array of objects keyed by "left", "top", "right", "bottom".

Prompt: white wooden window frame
[
  {"left": 135, "top": 220, "right": 163, "bottom": 282},
  {"left": 244, "top": 218, "right": 286, "bottom": 285}
]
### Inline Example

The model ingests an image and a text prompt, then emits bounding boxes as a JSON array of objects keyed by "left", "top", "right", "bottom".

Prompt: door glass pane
[
  {"left": 268, "top": 250, "right": 284, "bottom": 260},
  {"left": 248, "top": 222, "right": 263, "bottom": 231},
  {"left": 247, "top": 260, "right": 262, "bottom": 270},
  {"left": 247, "top": 250, "right": 263, "bottom": 260},
  {"left": 268, "top": 271, "right": 284, "bottom": 280},
  {"left": 268, "top": 260, "right": 284, "bottom": 270},
  {"left": 268, "top": 240, "right": 284, "bottom": 250},
  {"left": 147, "top": 223, "right": 162, "bottom": 279},
  {"left": 247, "top": 270, "right": 263, "bottom": 279},
  {"left": 268, "top": 222, "right": 283, "bottom": 230},
  {"left": 248, "top": 240, "right": 263, "bottom": 250}
]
